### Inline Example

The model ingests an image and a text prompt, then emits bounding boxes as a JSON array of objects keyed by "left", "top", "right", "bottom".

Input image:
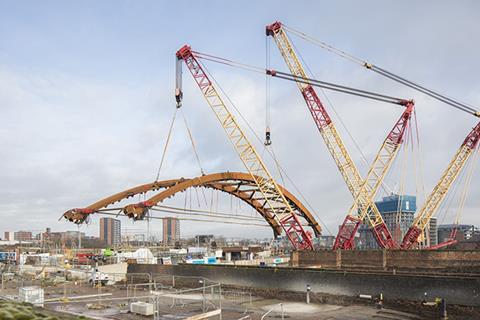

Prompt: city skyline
[
  {"left": 0, "top": 3, "right": 478, "bottom": 318},
  {"left": 1, "top": 1, "right": 479, "bottom": 239}
]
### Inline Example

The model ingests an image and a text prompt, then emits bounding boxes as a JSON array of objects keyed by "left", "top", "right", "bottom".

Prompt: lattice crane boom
[
  {"left": 175, "top": 45, "right": 313, "bottom": 250},
  {"left": 267, "top": 21, "right": 400, "bottom": 249},
  {"left": 401, "top": 121, "right": 480, "bottom": 249},
  {"left": 335, "top": 102, "right": 414, "bottom": 249}
]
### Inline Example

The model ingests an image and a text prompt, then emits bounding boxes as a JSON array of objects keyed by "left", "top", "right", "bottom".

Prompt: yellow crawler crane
[
  {"left": 172, "top": 45, "right": 314, "bottom": 250},
  {"left": 401, "top": 121, "right": 480, "bottom": 249},
  {"left": 266, "top": 21, "right": 412, "bottom": 249}
]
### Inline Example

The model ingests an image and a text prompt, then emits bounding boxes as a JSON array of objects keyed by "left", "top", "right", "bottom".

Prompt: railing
[
  {"left": 261, "top": 303, "right": 284, "bottom": 320},
  {"left": 221, "top": 290, "right": 253, "bottom": 306}
]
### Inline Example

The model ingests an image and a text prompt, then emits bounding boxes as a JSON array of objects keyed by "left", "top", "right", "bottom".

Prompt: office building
[
  {"left": 100, "top": 218, "right": 121, "bottom": 246},
  {"left": 438, "top": 224, "right": 479, "bottom": 243},
  {"left": 426, "top": 217, "right": 438, "bottom": 247},
  {"left": 162, "top": 218, "right": 180, "bottom": 244}
]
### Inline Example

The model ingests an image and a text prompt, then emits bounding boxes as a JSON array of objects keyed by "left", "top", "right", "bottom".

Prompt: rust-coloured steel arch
[{"left": 63, "top": 172, "right": 321, "bottom": 237}]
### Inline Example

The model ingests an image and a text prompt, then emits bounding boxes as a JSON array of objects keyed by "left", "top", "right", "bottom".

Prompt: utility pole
[
  {"left": 306, "top": 284, "right": 311, "bottom": 304},
  {"left": 78, "top": 225, "right": 82, "bottom": 250}
]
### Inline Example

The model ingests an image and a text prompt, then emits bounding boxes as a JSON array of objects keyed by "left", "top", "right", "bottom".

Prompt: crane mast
[
  {"left": 175, "top": 45, "right": 314, "bottom": 250},
  {"left": 267, "top": 21, "right": 403, "bottom": 249},
  {"left": 401, "top": 121, "right": 480, "bottom": 249}
]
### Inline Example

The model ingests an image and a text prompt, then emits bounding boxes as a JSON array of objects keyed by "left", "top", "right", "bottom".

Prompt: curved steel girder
[
  {"left": 62, "top": 179, "right": 183, "bottom": 224},
  {"left": 63, "top": 172, "right": 321, "bottom": 237},
  {"left": 123, "top": 172, "right": 321, "bottom": 237},
  {"left": 122, "top": 174, "right": 283, "bottom": 236},
  {"left": 202, "top": 180, "right": 321, "bottom": 237}
]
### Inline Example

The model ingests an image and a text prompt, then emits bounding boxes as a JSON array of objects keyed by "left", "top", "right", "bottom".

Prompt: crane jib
[
  {"left": 267, "top": 20, "right": 405, "bottom": 250},
  {"left": 401, "top": 120, "right": 480, "bottom": 249},
  {"left": 175, "top": 44, "right": 315, "bottom": 250}
]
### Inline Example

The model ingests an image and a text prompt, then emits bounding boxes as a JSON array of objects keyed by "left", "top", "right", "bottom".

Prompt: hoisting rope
[
  {"left": 282, "top": 24, "right": 365, "bottom": 66},
  {"left": 193, "top": 51, "right": 265, "bottom": 74},
  {"left": 193, "top": 51, "right": 409, "bottom": 106},
  {"left": 413, "top": 110, "right": 426, "bottom": 204},
  {"left": 155, "top": 107, "right": 178, "bottom": 181},
  {"left": 193, "top": 185, "right": 201, "bottom": 207},
  {"left": 453, "top": 144, "right": 479, "bottom": 225},
  {"left": 322, "top": 90, "right": 391, "bottom": 190},
  {"left": 434, "top": 145, "right": 478, "bottom": 242},
  {"left": 283, "top": 24, "right": 480, "bottom": 118},
  {"left": 184, "top": 187, "right": 188, "bottom": 210},
  {"left": 437, "top": 164, "right": 464, "bottom": 226},
  {"left": 180, "top": 108, "right": 205, "bottom": 175},
  {"left": 265, "top": 36, "right": 272, "bottom": 146},
  {"left": 199, "top": 59, "right": 331, "bottom": 234},
  {"left": 287, "top": 35, "right": 393, "bottom": 195},
  {"left": 197, "top": 48, "right": 411, "bottom": 200},
  {"left": 268, "top": 144, "right": 286, "bottom": 187},
  {"left": 394, "top": 123, "right": 411, "bottom": 235}
]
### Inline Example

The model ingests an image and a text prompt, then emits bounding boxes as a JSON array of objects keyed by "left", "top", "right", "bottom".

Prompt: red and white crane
[
  {"left": 401, "top": 121, "right": 480, "bottom": 249},
  {"left": 175, "top": 45, "right": 314, "bottom": 250},
  {"left": 266, "top": 21, "right": 413, "bottom": 249}
]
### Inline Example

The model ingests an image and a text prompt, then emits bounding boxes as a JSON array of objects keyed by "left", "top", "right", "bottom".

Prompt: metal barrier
[
  {"left": 261, "top": 303, "right": 284, "bottom": 320},
  {"left": 36, "top": 274, "right": 223, "bottom": 319}
]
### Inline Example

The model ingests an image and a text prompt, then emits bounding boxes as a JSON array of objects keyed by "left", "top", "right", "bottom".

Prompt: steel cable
[
  {"left": 194, "top": 50, "right": 408, "bottom": 106},
  {"left": 284, "top": 23, "right": 479, "bottom": 117},
  {"left": 155, "top": 107, "right": 178, "bottom": 181}
]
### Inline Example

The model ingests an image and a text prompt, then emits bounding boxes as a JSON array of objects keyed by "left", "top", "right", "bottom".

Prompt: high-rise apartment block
[
  {"left": 100, "top": 217, "right": 121, "bottom": 246},
  {"left": 162, "top": 217, "right": 180, "bottom": 244}
]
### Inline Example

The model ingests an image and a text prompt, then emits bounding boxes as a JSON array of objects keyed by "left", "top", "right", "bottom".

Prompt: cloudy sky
[{"left": 1, "top": 1, "right": 479, "bottom": 240}]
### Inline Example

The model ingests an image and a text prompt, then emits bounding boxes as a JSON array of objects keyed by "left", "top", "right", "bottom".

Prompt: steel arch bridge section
[{"left": 62, "top": 172, "right": 321, "bottom": 237}]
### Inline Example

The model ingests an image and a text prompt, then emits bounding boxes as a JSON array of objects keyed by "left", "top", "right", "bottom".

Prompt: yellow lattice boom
[{"left": 176, "top": 45, "right": 313, "bottom": 250}]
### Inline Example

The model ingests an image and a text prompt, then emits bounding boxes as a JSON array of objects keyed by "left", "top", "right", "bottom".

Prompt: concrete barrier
[
  {"left": 291, "top": 250, "right": 480, "bottom": 271},
  {"left": 128, "top": 263, "right": 480, "bottom": 306}
]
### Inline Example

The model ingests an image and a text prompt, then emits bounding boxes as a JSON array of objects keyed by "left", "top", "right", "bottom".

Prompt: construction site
[{"left": 1, "top": 2, "right": 480, "bottom": 320}]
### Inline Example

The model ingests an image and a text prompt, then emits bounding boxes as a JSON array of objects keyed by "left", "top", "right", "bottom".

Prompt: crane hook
[{"left": 264, "top": 127, "right": 272, "bottom": 146}]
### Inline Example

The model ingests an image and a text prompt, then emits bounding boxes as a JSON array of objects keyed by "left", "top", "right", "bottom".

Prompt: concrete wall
[
  {"left": 292, "top": 250, "right": 480, "bottom": 271},
  {"left": 128, "top": 263, "right": 480, "bottom": 306}
]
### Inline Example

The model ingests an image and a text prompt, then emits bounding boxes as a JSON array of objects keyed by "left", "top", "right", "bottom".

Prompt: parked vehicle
[{"left": 89, "top": 268, "right": 109, "bottom": 286}]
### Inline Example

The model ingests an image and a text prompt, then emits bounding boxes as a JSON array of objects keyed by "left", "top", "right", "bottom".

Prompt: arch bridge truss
[{"left": 62, "top": 172, "right": 321, "bottom": 238}]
